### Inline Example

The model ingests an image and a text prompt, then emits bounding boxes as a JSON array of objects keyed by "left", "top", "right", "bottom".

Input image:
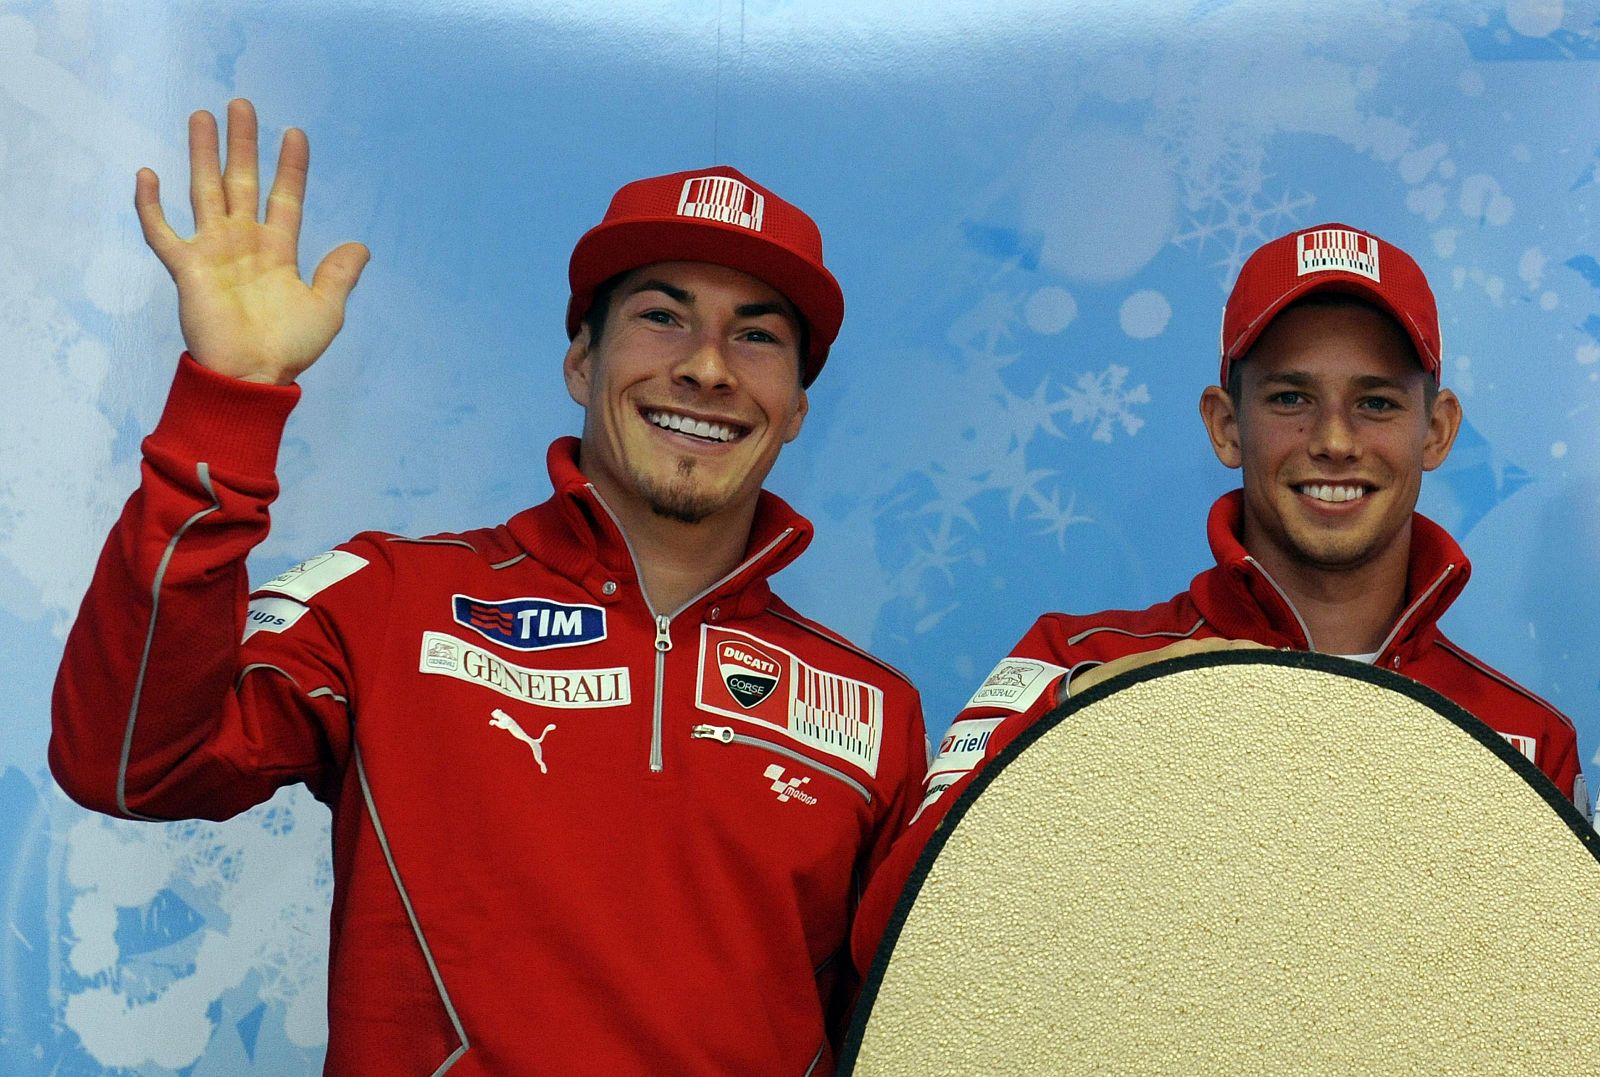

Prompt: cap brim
[{"left": 1223, "top": 274, "right": 1440, "bottom": 382}]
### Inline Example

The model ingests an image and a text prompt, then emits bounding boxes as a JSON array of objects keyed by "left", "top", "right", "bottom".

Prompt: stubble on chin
[{"left": 642, "top": 457, "right": 718, "bottom": 525}]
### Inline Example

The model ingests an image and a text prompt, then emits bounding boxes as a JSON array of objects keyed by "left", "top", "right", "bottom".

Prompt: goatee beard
[{"left": 642, "top": 458, "right": 719, "bottom": 525}]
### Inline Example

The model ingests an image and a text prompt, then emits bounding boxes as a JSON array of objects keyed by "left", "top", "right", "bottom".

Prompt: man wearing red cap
[
  {"left": 849, "top": 221, "right": 1584, "bottom": 980},
  {"left": 51, "top": 100, "right": 925, "bottom": 1073}
]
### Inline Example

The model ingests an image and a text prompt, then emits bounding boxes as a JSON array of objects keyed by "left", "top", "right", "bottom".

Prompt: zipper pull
[
  {"left": 692, "top": 724, "right": 735, "bottom": 743},
  {"left": 654, "top": 614, "right": 672, "bottom": 653}
]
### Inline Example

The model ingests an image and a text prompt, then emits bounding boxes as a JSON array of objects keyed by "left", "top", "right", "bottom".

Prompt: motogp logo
[{"left": 718, "top": 641, "right": 781, "bottom": 708}]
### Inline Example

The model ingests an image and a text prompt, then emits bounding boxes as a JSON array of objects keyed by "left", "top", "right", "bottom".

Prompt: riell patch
[
  {"left": 696, "top": 625, "right": 883, "bottom": 776},
  {"left": 453, "top": 595, "right": 605, "bottom": 652},
  {"left": 909, "top": 716, "right": 1007, "bottom": 826},
  {"left": 718, "top": 640, "right": 782, "bottom": 708},
  {"left": 1296, "top": 228, "right": 1380, "bottom": 282},
  {"left": 964, "top": 657, "right": 1070, "bottom": 714},
  {"left": 256, "top": 550, "right": 368, "bottom": 603}
]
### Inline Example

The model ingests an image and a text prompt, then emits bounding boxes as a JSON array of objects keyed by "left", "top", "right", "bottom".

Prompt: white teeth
[
  {"left": 1300, "top": 484, "right": 1366, "bottom": 503},
  {"left": 645, "top": 410, "right": 738, "bottom": 443}
]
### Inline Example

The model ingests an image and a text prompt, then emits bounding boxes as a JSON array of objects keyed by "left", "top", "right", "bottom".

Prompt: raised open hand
[{"left": 136, "top": 99, "right": 369, "bottom": 385}]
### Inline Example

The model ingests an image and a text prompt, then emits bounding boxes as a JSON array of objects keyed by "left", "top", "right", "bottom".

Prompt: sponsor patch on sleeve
[
  {"left": 256, "top": 550, "right": 369, "bottom": 603},
  {"left": 927, "top": 716, "right": 1006, "bottom": 778},
  {"left": 962, "top": 656, "right": 1071, "bottom": 713},
  {"left": 1499, "top": 731, "right": 1537, "bottom": 765},
  {"left": 695, "top": 625, "right": 884, "bottom": 776},
  {"left": 910, "top": 770, "right": 965, "bottom": 825},
  {"left": 242, "top": 596, "right": 310, "bottom": 642}
]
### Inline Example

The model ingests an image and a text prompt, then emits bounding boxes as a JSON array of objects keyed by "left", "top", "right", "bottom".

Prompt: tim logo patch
[
  {"left": 696, "top": 625, "right": 883, "bottom": 776},
  {"left": 452, "top": 595, "right": 605, "bottom": 651},
  {"left": 678, "top": 175, "right": 764, "bottom": 231},
  {"left": 1297, "top": 228, "right": 1380, "bottom": 282},
  {"left": 718, "top": 641, "right": 781, "bottom": 708}
]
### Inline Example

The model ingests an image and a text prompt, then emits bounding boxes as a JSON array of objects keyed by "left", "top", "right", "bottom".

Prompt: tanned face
[
  {"left": 1200, "top": 300, "right": 1461, "bottom": 577},
  {"left": 563, "top": 261, "right": 808, "bottom": 528}
]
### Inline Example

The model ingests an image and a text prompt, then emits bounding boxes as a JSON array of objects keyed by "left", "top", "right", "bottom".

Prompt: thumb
[{"left": 312, "top": 242, "right": 371, "bottom": 308}]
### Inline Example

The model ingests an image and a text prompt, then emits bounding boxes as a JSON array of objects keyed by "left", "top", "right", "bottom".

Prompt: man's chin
[
  {"left": 1286, "top": 535, "right": 1382, "bottom": 572},
  {"left": 649, "top": 498, "right": 717, "bottom": 525},
  {"left": 643, "top": 479, "right": 732, "bottom": 526}
]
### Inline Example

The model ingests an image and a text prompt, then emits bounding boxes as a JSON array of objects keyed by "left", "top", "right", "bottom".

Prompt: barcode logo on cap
[
  {"left": 678, "top": 176, "right": 765, "bottom": 232},
  {"left": 1297, "top": 228, "right": 1380, "bottom": 282}
]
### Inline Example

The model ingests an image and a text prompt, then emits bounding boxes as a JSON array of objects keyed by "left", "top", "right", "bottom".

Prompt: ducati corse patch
[{"left": 696, "top": 625, "right": 883, "bottom": 776}]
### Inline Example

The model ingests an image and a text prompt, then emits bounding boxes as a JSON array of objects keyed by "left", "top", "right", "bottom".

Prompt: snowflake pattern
[
  {"left": 1173, "top": 184, "right": 1317, "bottom": 287},
  {"left": 879, "top": 278, "right": 1148, "bottom": 607},
  {"left": 1062, "top": 365, "right": 1151, "bottom": 443}
]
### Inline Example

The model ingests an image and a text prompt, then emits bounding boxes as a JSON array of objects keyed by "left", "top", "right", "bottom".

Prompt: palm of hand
[
  {"left": 138, "top": 99, "right": 368, "bottom": 386},
  {"left": 173, "top": 217, "right": 344, "bottom": 383}
]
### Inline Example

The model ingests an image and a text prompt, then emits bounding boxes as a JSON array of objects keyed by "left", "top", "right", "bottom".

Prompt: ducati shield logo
[{"left": 718, "top": 641, "right": 782, "bottom": 709}]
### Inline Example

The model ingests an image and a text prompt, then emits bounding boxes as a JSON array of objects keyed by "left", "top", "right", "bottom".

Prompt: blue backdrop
[{"left": 5, "top": 1, "right": 1600, "bottom": 1070}]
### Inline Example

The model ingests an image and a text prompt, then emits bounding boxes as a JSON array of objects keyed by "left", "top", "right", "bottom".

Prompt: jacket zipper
[
  {"left": 584, "top": 484, "right": 794, "bottom": 774},
  {"left": 1371, "top": 564, "right": 1455, "bottom": 668},
  {"left": 691, "top": 724, "right": 872, "bottom": 804},
  {"left": 651, "top": 615, "right": 671, "bottom": 771},
  {"left": 1245, "top": 556, "right": 1457, "bottom": 667},
  {"left": 1242, "top": 556, "right": 1317, "bottom": 648}
]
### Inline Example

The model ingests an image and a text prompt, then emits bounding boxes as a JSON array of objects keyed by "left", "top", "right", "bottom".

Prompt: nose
[
  {"left": 1307, "top": 406, "right": 1358, "bottom": 461},
  {"left": 673, "top": 332, "right": 736, "bottom": 391}
]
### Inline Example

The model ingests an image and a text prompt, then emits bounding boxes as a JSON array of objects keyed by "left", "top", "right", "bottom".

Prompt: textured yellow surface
[{"left": 854, "top": 658, "right": 1600, "bottom": 1075}]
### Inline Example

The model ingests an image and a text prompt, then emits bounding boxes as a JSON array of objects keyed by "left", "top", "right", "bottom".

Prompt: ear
[
  {"left": 563, "top": 326, "right": 594, "bottom": 409},
  {"left": 1421, "top": 386, "right": 1463, "bottom": 471},
  {"left": 781, "top": 389, "right": 809, "bottom": 444},
  {"left": 1199, "top": 385, "right": 1242, "bottom": 469}
]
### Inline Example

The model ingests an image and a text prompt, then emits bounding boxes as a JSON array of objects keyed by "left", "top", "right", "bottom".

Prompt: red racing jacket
[
  {"left": 851, "top": 490, "right": 1581, "bottom": 978},
  {"left": 51, "top": 355, "right": 927, "bottom": 1076}
]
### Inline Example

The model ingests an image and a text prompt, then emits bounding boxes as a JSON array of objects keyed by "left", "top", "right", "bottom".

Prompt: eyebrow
[
  {"left": 626, "top": 279, "right": 692, "bottom": 305},
  {"left": 1260, "top": 371, "right": 1411, "bottom": 391},
  {"left": 624, "top": 280, "right": 798, "bottom": 325}
]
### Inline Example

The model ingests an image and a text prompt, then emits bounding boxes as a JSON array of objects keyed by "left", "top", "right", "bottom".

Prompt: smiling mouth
[
  {"left": 643, "top": 408, "right": 748, "bottom": 444},
  {"left": 1294, "top": 483, "right": 1370, "bottom": 504}
]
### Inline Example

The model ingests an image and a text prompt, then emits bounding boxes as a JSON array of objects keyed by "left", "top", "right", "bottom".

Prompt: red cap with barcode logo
[
  {"left": 1220, "top": 223, "right": 1441, "bottom": 385},
  {"left": 567, "top": 166, "right": 843, "bottom": 386}
]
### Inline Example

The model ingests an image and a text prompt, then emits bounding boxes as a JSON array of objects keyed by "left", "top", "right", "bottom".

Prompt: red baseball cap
[
  {"left": 1220, "top": 223, "right": 1442, "bottom": 386},
  {"left": 567, "top": 166, "right": 844, "bottom": 387}
]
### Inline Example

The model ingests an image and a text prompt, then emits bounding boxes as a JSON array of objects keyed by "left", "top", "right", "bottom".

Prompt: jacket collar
[
  {"left": 504, "top": 437, "right": 814, "bottom": 618},
  {"left": 1192, "top": 489, "right": 1471, "bottom": 660}
]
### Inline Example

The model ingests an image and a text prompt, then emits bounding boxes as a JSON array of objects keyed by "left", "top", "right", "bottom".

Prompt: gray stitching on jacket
[
  {"left": 386, "top": 536, "right": 476, "bottom": 551},
  {"left": 354, "top": 744, "right": 470, "bottom": 1066},
  {"left": 1066, "top": 616, "right": 1206, "bottom": 647},
  {"left": 118, "top": 462, "right": 222, "bottom": 822}
]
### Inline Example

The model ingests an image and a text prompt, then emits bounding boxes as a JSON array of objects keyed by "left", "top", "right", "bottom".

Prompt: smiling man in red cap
[
  {"left": 51, "top": 100, "right": 925, "bottom": 1074},
  {"left": 849, "top": 221, "right": 1584, "bottom": 981}
]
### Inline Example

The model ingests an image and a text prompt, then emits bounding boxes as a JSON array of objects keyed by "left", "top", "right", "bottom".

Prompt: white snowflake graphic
[
  {"left": 1173, "top": 183, "right": 1317, "bottom": 286},
  {"left": 1062, "top": 364, "right": 1151, "bottom": 443}
]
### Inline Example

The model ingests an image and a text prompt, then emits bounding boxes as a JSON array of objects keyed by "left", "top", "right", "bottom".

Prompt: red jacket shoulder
[{"left": 1026, "top": 593, "right": 1209, "bottom": 666}]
